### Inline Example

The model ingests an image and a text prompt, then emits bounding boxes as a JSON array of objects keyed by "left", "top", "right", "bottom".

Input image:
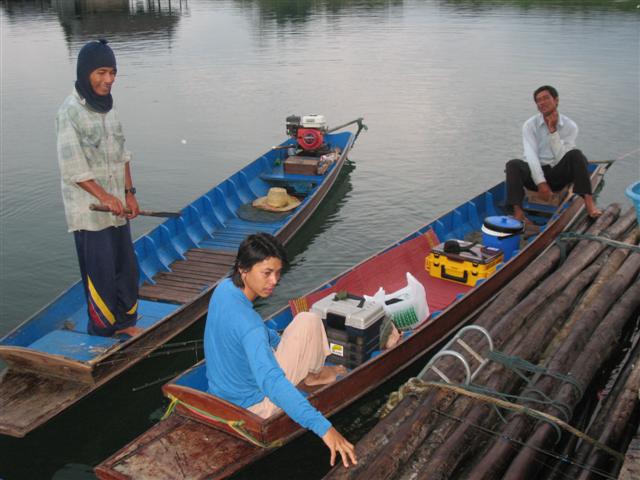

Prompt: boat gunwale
[
  {"left": 0, "top": 134, "right": 353, "bottom": 372},
  {"left": 158, "top": 164, "right": 607, "bottom": 444},
  {"left": 0, "top": 131, "right": 358, "bottom": 438}
]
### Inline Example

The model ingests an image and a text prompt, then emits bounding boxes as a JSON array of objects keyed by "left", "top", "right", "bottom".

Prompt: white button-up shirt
[
  {"left": 522, "top": 112, "right": 578, "bottom": 185},
  {"left": 56, "top": 90, "right": 132, "bottom": 232}
]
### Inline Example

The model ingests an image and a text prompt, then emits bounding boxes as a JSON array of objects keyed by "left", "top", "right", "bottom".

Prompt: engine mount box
[{"left": 284, "top": 156, "right": 321, "bottom": 175}]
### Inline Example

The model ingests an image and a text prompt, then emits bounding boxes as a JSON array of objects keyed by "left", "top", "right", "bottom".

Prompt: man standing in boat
[
  {"left": 204, "top": 233, "right": 358, "bottom": 468},
  {"left": 505, "top": 85, "right": 602, "bottom": 224},
  {"left": 56, "top": 39, "right": 141, "bottom": 337}
]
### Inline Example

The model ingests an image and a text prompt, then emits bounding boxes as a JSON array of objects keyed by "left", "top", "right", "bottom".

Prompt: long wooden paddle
[{"left": 90, "top": 204, "right": 180, "bottom": 218}]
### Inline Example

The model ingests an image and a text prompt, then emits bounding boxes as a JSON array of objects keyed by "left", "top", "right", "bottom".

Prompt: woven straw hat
[{"left": 252, "top": 187, "right": 301, "bottom": 212}]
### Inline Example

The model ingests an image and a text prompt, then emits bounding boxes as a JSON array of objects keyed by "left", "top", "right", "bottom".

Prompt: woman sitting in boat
[{"left": 204, "top": 233, "right": 358, "bottom": 468}]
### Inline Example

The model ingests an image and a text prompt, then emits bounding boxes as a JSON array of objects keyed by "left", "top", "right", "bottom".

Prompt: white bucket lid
[{"left": 482, "top": 224, "right": 518, "bottom": 238}]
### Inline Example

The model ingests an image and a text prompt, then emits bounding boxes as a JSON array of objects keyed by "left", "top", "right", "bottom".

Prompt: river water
[{"left": 1, "top": 0, "right": 638, "bottom": 478}]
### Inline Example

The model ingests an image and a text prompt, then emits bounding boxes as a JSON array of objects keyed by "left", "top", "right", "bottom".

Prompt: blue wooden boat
[
  {"left": 95, "top": 163, "right": 609, "bottom": 480},
  {"left": 0, "top": 118, "right": 366, "bottom": 438}
]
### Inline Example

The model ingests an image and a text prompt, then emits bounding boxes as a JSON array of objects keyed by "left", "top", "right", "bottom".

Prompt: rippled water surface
[{"left": 1, "top": 0, "right": 638, "bottom": 478}]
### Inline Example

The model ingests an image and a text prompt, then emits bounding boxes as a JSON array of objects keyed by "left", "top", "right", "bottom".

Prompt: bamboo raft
[{"left": 325, "top": 204, "right": 640, "bottom": 480}]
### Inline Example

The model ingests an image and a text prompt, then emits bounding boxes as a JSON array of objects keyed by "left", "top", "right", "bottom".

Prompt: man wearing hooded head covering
[{"left": 56, "top": 39, "right": 141, "bottom": 337}]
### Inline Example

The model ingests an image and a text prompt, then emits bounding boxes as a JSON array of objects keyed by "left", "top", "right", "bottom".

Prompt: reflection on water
[
  {"left": 236, "top": 0, "right": 405, "bottom": 25},
  {"left": 54, "top": 0, "right": 184, "bottom": 49}
]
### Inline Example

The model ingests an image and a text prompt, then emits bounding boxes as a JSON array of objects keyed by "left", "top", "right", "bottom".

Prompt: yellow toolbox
[{"left": 425, "top": 240, "right": 504, "bottom": 286}]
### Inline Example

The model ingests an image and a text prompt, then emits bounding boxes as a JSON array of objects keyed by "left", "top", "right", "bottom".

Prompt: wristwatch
[{"left": 125, "top": 187, "right": 137, "bottom": 195}]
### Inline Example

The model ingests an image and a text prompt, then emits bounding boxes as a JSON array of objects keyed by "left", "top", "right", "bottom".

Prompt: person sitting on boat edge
[
  {"left": 505, "top": 85, "right": 603, "bottom": 226},
  {"left": 56, "top": 39, "right": 142, "bottom": 338},
  {"left": 204, "top": 233, "right": 358, "bottom": 468}
]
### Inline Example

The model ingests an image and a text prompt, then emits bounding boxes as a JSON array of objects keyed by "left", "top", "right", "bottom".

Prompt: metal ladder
[{"left": 418, "top": 325, "right": 494, "bottom": 385}]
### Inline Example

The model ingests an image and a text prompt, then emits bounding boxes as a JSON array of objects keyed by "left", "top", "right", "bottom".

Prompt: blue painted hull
[
  {"left": 94, "top": 164, "right": 608, "bottom": 480},
  {"left": 0, "top": 128, "right": 359, "bottom": 437}
]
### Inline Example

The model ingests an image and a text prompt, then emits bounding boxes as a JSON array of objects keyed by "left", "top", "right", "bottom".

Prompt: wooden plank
[
  {"left": 137, "top": 287, "right": 196, "bottom": 305},
  {"left": 95, "top": 415, "right": 265, "bottom": 480},
  {"left": 620, "top": 424, "right": 640, "bottom": 480},
  {"left": 145, "top": 277, "right": 206, "bottom": 291},
  {"left": 139, "top": 249, "right": 235, "bottom": 304},
  {"left": 150, "top": 271, "right": 220, "bottom": 284},
  {"left": 0, "top": 370, "right": 91, "bottom": 437},
  {"left": 169, "top": 263, "right": 230, "bottom": 276}
]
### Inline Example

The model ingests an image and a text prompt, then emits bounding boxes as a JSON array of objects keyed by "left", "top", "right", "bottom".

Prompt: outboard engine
[{"left": 286, "top": 114, "right": 328, "bottom": 153}]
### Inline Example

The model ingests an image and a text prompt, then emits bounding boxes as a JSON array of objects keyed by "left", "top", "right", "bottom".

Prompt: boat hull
[
  {"left": 0, "top": 130, "right": 358, "bottom": 438},
  {"left": 95, "top": 165, "right": 608, "bottom": 479}
]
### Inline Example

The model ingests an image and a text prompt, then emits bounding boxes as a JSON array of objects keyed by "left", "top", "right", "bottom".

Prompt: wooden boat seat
[
  {"left": 259, "top": 172, "right": 324, "bottom": 196},
  {"left": 139, "top": 248, "right": 236, "bottom": 304},
  {"left": 27, "top": 330, "right": 119, "bottom": 362},
  {"left": 260, "top": 171, "right": 324, "bottom": 184},
  {"left": 523, "top": 185, "right": 571, "bottom": 217}
]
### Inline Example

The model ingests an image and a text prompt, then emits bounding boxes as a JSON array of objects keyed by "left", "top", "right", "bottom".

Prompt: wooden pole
[
  {"left": 502, "top": 256, "right": 640, "bottom": 480},
  {"left": 393, "top": 210, "right": 635, "bottom": 479},
  {"left": 559, "top": 337, "right": 640, "bottom": 479},
  {"left": 407, "top": 261, "right": 604, "bottom": 479},
  {"left": 468, "top": 231, "right": 638, "bottom": 480},
  {"left": 576, "top": 339, "right": 640, "bottom": 480}
]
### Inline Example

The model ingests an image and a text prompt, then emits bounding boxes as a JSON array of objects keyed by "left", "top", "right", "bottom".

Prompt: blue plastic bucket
[
  {"left": 625, "top": 181, "right": 640, "bottom": 226},
  {"left": 481, "top": 216, "right": 524, "bottom": 261}
]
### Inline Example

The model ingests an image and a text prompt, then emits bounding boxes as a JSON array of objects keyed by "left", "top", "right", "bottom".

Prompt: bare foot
[
  {"left": 304, "top": 365, "right": 348, "bottom": 386},
  {"left": 523, "top": 222, "right": 541, "bottom": 239},
  {"left": 115, "top": 326, "right": 144, "bottom": 337},
  {"left": 512, "top": 205, "right": 526, "bottom": 222},
  {"left": 584, "top": 195, "right": 602, "bottom": 218},
  {"left": 384, "top": 325, "right": 402, "bottom": 349}
]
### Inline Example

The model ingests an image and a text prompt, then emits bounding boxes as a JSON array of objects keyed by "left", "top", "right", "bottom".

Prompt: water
[{"left": 0, "top": 0, "right": 638, "bottom": 478}]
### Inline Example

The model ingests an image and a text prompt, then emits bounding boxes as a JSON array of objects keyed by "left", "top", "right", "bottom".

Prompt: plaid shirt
[{"left": 56, "top": 90, "right": 132, "bottom": 232}]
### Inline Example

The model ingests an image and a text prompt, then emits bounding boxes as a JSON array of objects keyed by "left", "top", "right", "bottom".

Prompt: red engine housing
[{"left": 297, "top": 128, "right": 324, "bottom": 151}]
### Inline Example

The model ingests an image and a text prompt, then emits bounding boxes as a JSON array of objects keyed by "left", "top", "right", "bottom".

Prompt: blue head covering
[{"left": 75, "top": 39, "right": 117, "bottom": 113}]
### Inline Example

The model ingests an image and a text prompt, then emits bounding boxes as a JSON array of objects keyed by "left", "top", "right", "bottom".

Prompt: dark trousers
[
  {"left": 74, "top": 224, "right": 139, "bottom": 336},
  {"left": 505, "top": 149, "right": 592, "bottom": 207}
]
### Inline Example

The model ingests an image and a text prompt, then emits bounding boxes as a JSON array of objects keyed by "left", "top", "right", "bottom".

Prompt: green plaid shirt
[{"left": 56, "top": 90, "right": 132, "bottom": 232}]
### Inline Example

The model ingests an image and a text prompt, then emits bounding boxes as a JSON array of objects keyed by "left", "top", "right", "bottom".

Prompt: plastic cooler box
[
  {"left": 481, "top": 215, "right": 524, "bottom": 261},
  {"left": 310, "top": 293, "right": 385, "bottom": 368},
  {"left": 425, "top": 240, "right": 503, "bottom": 287},
  {"left": 625, "top": 181, "right": 640, "bottom": 226}
]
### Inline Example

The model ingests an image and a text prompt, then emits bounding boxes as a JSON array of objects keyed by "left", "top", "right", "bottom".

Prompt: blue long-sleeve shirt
[{"left": 204, "top": 278, "right": 331, "bottom": 438}]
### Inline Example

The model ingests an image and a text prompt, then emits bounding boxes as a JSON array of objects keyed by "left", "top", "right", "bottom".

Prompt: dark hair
[
  {"left": 231, "top": 233, "right": 288, "bottom": 287},
  {"left": 533, "top": 85, "right": 558, "bottom": 101}
]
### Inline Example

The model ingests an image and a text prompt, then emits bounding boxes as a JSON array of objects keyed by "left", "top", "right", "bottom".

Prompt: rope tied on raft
[
  {"left": 378, "top": 379, "right": 624, "bottom": 462},
  {"left": 162, "top": 394, "right": 284, "bottom": 449},
  {"left": 556, "top": 231, "right": 640, "bottom": 264},
  {"left": 486, "top": 350, "right": 583, "bottom": 423}
]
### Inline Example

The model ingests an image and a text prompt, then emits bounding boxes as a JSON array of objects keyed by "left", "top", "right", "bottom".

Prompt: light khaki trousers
[{"left": 248, "top": 311, "right": 330, "bottom": 418}]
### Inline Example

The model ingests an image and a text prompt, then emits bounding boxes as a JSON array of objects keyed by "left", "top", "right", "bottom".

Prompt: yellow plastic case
[{"left": 425, "top": 240, "right": 503, "bottom": 286}]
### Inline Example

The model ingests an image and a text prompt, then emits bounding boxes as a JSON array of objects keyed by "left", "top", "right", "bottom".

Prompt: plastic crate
[{"left": 625, "top": 181, "right": 640, "bottom": 226}]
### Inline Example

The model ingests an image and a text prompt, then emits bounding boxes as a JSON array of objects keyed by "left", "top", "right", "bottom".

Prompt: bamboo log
[
  {"left": 324, "top": 205, "right": 629, "bottom": 480},
  {"left": 576, "top": 340, "right": 640, "bottom": 480},
  {"left": 502, "top": 263, "right": 640, "bottom": 480},
  {"left": 406, "top": 261, "right": 603, "bottom": 479},
  {"left": 619, "top": 424, "right": 640, "bottom": 480},
  {"left": 559, "top": 337, "right": 640, "bottom": 479},
  {"left": 469, "top": 251, "right": 636, "bottom": 480},
  {"left": 326, "top": 217, "right": 599, "bottom": 479},
  {"left": 323, "top": 388, "right": 452, "bottom": 480},
  {"left": 466, "top": 231, "right": 640, "bottom": 479},
  {"left": 402, "top": 214, "right": 637, "bottom": 479},
  {"left": 543, "top": 223, "right": 640, "bottom": 358}
]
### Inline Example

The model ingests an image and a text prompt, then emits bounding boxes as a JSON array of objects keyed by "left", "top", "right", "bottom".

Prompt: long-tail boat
[
  {"left": 0, "top": 117, "right": 366, "bottom": 438},
  {"left": 94, "top": 162, "right": 609, "bottom": 479}
]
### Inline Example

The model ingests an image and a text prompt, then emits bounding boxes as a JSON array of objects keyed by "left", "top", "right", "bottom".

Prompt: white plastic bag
[{"left": 364, "top": 272, "right": 429, "bottom": 330}]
